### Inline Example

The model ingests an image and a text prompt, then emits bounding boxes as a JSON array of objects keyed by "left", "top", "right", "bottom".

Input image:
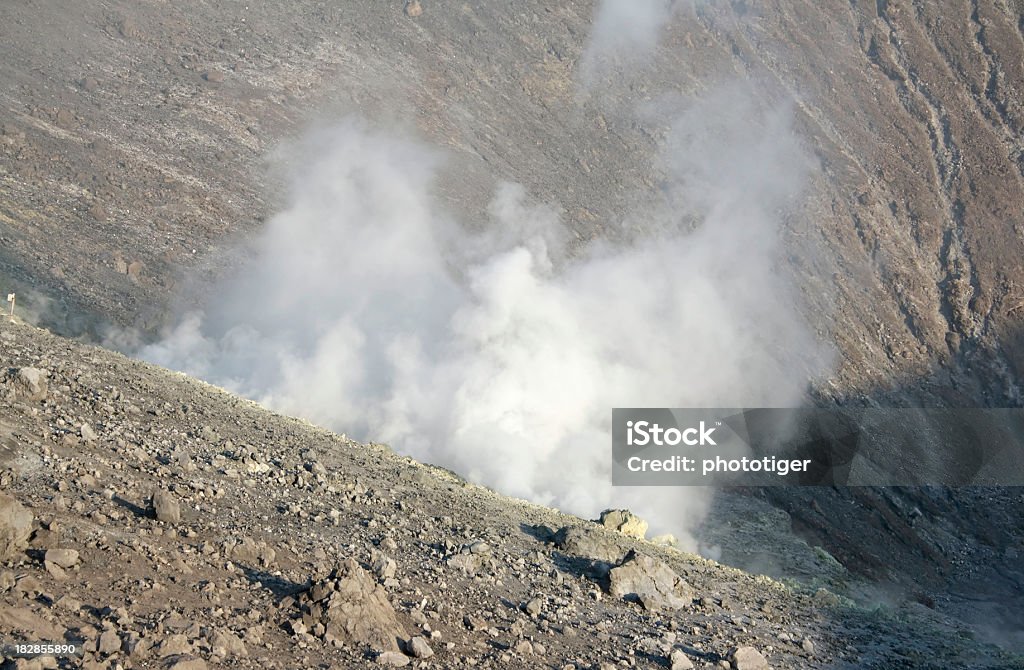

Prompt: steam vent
[{"left": 1, "top": 1, "right": 1023, "bottom": 668}]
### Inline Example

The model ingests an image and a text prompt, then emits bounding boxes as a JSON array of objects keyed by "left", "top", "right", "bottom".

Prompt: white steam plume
[
  {"left": 579, "top": 0, "right": 677, "bottom": 88},
  {"left": 136, "top": 89, "right": 829, "bottom": 547}
]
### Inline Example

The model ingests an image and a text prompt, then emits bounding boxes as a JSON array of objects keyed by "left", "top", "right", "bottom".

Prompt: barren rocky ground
[
  {"left": 2, "top": 0, "right": 1024, "bottom": 667},
  {"left": 2, "top": 318, "right": 1022, "bottom": 669}
]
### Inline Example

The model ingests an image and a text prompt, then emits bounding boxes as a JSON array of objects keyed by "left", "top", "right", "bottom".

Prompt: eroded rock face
[
  {"left": 608, "top": 550, "right": 693, "bottom": 611},
  {"left": 298, "top": 559, "right": 407, "bottom": 653},
  {"left": 0, "top": 493, "right": 34, "bottom": 561}
]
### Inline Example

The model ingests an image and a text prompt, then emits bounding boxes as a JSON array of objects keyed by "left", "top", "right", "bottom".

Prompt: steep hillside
[
  {"left": 2, "top": 318, "right": 1021, "bottom": 669},
  {"left": 2, "top": 1, "right": 1024, "bottom": 666},
  {"left": 1, "top": 0, "right": 1022, "bottom": 404}
]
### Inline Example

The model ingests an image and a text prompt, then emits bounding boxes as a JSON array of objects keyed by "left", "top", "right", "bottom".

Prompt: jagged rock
[
  {"left": 98, "top": 628, "right": 121, "bottom": 655},
  {"left": 227, "top": 537, "right": 275, "bottom": 567},
  {"left": 608, "top": 550, "right": 693, "bottom": 611},
  {"left": 152, "top": 491, "right": 181, "bottom": 524},
  {"left": 80, "top": 423, "right": 98, "bottom": 442},
  {"left": 465, "top": 540, "right": 490, "bottom": 555},
  {"left": 298, "top": 559, "right": 407, "bottom": 652},
  {"left": 0, "top": 493, "right": 34, "bottom": 561},
  {"left": 125, "top": 633, "right": 153, "bottom": 658},
  {"left": 209, "top": 629, "right": 248, "bottom": 657},
  {"left": 9, "top": 367, "right": 48, "bottom": 401},
  {"left": 670, "top": 648, "right": 695, "bottom": 670},
  {"left": 370, "top": 548, "right": 397, "bottom": 580},
  {"left": 44, "top": 560, "right": 67, "bottom": 579},
  {"left": 554, "top": 525, "right": 628, "bottom": 565},
  {"left": 44, "top": 547, "right": 79, "bottom": 568},
  {"left": 158, "top": 634, "right": 191, "bottom": 657},
  {"left": 55, "top": 594, "right": 81, "bottom": 611},
  {"left": 406, "top": 636, "right": 434, "bottom": 659},
  {"left": 599, "top": 509, "right": 648, "bottom": 539},
  {"left": 446, "top": 553, "right": 482, "bottom": 575},
  {"left": 730, "top": 646, "right": 769, "bottom": 670}
]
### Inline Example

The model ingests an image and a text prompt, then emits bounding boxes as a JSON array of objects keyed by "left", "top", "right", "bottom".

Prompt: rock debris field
[{"left": 1, "top": 319, "right": 1021, "bottom": 669}]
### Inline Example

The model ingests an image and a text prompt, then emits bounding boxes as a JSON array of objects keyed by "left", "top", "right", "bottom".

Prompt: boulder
[
  {"left": 670, "top": 648, "right": 695, "bottom": 670},
  {"left": 598, "top": 509, "right": 649, "bottom": 539},
  {"left": 730, "top": 646, "right": 769, "bottom": 670},
  {"left": 227, "top": 537, "right": 275, "bottom": 567},
  {"left": 10, "top": 367, "right": 48, "bottom": 402},
  {"left": 554, "top": 525, "right": 628, "bottom": 565},
  {"left": 152, "top": 491, "right": 181, "bottom": 524},
  {"left": 406, "top": 636, "right": 434, "bottom": 659},
  {"left": 446, "top": 553, "right": 482, "bottom": 575},
  {"left": 0, "top": 493, "right": 33, "bottom": 561},
  {"left": 298, "top": 559, "right": 407, "bottom": 653},
  {"left": 43, "top": 547, "right": 79, "bottom": 568},
  {"left": 608, "top": 550, "right": 693, "bottom": 611}
]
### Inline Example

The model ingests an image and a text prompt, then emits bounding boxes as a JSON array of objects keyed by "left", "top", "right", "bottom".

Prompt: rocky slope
[
  {"left": 2, "top": 1, "right": 1024, "bottom": 666},
  {"left": 2, "top": 0, "right": 1023, "bottom": 405},
  {"left": 2, "top": 318, "right": 1022, "bottom": 669}
]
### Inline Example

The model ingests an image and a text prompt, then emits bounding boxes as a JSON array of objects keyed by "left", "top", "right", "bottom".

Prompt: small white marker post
[{"left": 6, "top": 293, "right": 14, "bottom": 321}]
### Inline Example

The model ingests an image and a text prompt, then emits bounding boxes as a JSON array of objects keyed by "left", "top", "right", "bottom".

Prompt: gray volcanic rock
[
  {"left": 151, "top": 491, "right": 181, "bottom": 524},
  {"left": 43, "top": 547, "right": 79, "bottom": 568},
  {"left": 226, "top": 536, "right": 275, "bottom": 567},
  {"left": 554, "top": 524, "right": 628, "bottom": 565},
  {"left": 598, "top": 509, "right": 648, "bottom": 539},
  {"left": 406, "top": 636, "right": 433, "bottom": 659},
  {"left": 670, "top": 648, "right": 695, "bottom": 670},
  {"left": 731, "top": 645, "right": 770, "bottom": 670},
  {"left": 0, "top": 493, "right": 33, "bottom": 561},
  {"left": 299, "top": 559, "right": 408, "bottom": 653},
  {"left": 608, "top": 550, "right": 693, "bottom": 611},
  {"left": 8, "top": 367, "right": 48, "bottom": 402}
]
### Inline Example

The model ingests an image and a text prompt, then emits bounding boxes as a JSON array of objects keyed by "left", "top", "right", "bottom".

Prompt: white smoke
[
  {"left": 578, "top": 0, "right": 676, "bottom": 88},
  {"left": 135, "top": 84, "right": 829, "bottom": 548}
]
